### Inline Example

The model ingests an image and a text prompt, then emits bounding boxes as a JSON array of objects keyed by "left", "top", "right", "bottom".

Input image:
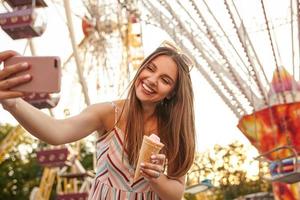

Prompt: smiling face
[{"left": 134, "top": 55, "right": 178, "bottom": 105}]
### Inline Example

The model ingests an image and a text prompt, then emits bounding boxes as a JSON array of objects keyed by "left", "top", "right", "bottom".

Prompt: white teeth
[{"left": 142, "top": 83, "right": 154, "bottom": 93}]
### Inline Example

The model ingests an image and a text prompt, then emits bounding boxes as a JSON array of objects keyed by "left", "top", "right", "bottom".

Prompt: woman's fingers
[
  {"left": 140, "top": 167, "right": 161, "bottom": 179},
  {"left": 139, "top": 153, "right": 166, "bottom": 180},
  {"left": 0, "top": 62, "right": 29, "bottom": 80},
  {"left": 151, "top": 153, "right": 166, "bottom": 165},
  {"left": 0, "top": 62, "right": 31, "bottom": 94},
  {"left": 0, "top": 50, "right": 26, "bottom": 80},
  {"left": 0, "top": 50, "right": 19, "bottom": 63},
  {"left": 142, "top": 162, "right": 164, "bottom": 172},
  {"left": 0, "top": 91, "right": 24, "bottom": 99},
  {"left": 0, "top": 50, "right": 27, "bottom": 100},
  {"left": 140, "top": 160, "right": 165, "bottom": 180},
  {"left": 0, "top": 74, "right": 31, "bottom": 90}
]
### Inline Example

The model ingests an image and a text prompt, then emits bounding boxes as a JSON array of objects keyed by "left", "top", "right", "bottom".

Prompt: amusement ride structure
[
  {"left": 1, "top": 0, "right": 300, "bottom": 199},
  {"left": 0, "top": 0, "right": 143, "bottom": 199},
  {"left": 139, "top": 0, "right": 300, "bottom": 199}
]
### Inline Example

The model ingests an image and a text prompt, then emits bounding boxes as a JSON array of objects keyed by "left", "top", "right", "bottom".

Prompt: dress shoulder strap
[{"left": 111, "top": 101, "right": 119, "bottom": 125}]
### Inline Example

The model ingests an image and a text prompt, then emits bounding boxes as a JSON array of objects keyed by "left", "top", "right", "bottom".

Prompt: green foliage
[
  {"left": 218, "top": 177, "right": 271, "bottom": 200},
  {"left": 0, "top": 124, "right": 95, "bottom": 199},
  {"left": 186, "top": 141, "right": 272, "bottom": 200},
  {"left": 0, "top": 123, "right": 14, "bottom": 140},
  {"left": 0, "top": 124, "right": 42, "bottom": 199},
  {"left": 184, "top": 193, "right": 198, "bottom": 200},
  {"left": 0, "top": 152, "right": 42, "bottom": 199},
  {"left": 1, "top": 124, "right": 272, "bottom": 200},
  {"left": 79, "top": 143, "right": 94, "bottom": 171}
]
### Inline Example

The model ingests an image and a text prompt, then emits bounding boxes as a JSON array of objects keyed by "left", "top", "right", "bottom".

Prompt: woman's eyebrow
[
  {"left": 150, "top": 61, "right": 175, "bottom": 83},
  {"left": 164, "top": 74, "right": 175, "bottom": 84},
  {"left": 149, "top": 61, "right": 157, "bottom": 68}
]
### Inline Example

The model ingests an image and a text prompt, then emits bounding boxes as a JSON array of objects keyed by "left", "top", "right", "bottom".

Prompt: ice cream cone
[{"left": 133, "top": 135, "right": 164, "bottom": 182}]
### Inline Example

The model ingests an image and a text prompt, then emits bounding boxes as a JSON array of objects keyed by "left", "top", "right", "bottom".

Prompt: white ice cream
[{"left": 149, "top": 133, "right": 160, "bottom": 143}]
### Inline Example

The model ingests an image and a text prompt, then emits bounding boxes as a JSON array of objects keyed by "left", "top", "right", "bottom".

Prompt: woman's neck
[
  {"left": 141, "top": 103, "right": 156, "bottom": 120},
  {"left": 141, "top": 103, "right": 158, "bottom": 135}
]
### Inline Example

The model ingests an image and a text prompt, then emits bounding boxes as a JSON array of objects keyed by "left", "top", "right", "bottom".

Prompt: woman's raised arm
[{"left": 0, "top": 50, "right": 112, "bottom": 145}]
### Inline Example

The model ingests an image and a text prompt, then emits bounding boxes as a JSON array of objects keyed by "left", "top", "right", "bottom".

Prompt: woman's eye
[
  {"left": 162, "top": 78, "right": 170, "bottom": 84},
  {"left": 146, "top": 65, "right": 154, "bottom": 71}
]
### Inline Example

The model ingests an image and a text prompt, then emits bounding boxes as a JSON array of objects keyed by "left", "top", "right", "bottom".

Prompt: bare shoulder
[
  {"left": 114, "top": 99, "right": 127, "bottom": 110},
  {"left": 85, "top": 100, "right": 126, "bottom": 131},
  {"left": 90, "top": 100, "right": 126, "bottom": 114},
  {"left": 83, "top": 101, "right": 114, "bottom": 120}
]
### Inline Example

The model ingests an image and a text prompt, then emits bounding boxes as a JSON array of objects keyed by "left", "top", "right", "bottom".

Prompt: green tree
[
  {"left": 0, "top": 124, "right": 42, "bottom": 199},
  {"left": 0, "top": 123, "right": 95, "bottom": 199},
  {"left": 185, "top": 141, "right": 272, "bottom": 200}
]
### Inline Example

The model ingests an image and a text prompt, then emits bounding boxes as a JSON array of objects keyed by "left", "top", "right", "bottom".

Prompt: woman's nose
[{"left": 147, "top": 76, "right": 158, "bottom": 86}]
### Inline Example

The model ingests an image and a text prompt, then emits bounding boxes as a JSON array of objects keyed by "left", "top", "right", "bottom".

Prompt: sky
[{"left": 0, "top": 1, "right": 252, "bottom": 153}]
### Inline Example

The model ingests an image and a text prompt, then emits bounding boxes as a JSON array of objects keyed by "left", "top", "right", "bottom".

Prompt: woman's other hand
[
  {"left": 0, "top": 50, "right": 31, "bottom": 108},
  {"left": 140, "top": 153, "right": 166, "bottom": 181}
]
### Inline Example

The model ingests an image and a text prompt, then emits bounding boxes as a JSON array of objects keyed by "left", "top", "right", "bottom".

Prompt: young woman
[{"left": 0, "top": 42, "right": 195, "bottom": 200}]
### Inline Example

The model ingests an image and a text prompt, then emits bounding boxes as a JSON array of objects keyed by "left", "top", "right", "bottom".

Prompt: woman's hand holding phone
[{"left": 0, "top": 51, "right": 31, "bottom": 109}]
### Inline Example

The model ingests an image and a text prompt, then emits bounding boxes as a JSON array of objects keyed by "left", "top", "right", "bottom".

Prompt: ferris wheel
[
  {"left": 139, "top": 0, "right": 300, "bottom": 199},
  {"left": 2, "top": 0, "right": 300, "bottom": 199}
]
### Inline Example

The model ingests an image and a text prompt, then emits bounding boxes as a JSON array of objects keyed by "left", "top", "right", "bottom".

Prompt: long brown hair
[{"left": 123, "top": 47, "right": 195, "bottom": 178}]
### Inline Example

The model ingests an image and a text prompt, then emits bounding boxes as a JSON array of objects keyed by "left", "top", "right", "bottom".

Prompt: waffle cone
[{"left": 133, "top": 135, "right": 164, "bottom": 182}]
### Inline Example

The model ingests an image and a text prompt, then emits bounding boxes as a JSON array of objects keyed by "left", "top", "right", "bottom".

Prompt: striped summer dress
[{"left": 88, "top": 103, "right": 160, "bottom": 200}]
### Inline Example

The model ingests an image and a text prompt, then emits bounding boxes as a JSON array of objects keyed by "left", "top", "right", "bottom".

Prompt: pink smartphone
[{"left": 4, "top": 56, "right": 61, "bottom": 93}]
